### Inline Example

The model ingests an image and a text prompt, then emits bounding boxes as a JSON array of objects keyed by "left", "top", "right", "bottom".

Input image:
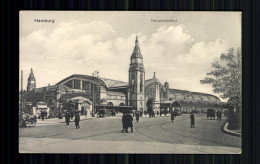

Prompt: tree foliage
[{"left": 200, "top": 48, "right": 242, "bottom": 111}]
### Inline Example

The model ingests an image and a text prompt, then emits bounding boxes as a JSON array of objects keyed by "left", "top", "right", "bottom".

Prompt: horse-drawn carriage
[
  {"left": 207, "top": 108, "right": 216, "bottom": 119},
  {"left": 19, "top": 113, "right": 37, "bottom": 127}
]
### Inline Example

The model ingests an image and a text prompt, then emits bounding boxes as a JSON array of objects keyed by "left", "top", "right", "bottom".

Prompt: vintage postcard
[{"left": 19, "top": 11, "right": 241, "bottom": 154}]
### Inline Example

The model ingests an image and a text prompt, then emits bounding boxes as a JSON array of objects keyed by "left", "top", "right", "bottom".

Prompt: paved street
[{"left": 19, "top": 114, "right": 241, "bottom": 154}]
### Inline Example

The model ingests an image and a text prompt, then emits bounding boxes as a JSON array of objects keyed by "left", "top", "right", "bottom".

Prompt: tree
[{"left": 200, "top": 48, "right": 242, "bottom": 112}]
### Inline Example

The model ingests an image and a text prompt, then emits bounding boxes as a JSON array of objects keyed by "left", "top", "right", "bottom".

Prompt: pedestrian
[
  {"left": 218, "top": 112, "right": 222, "bottom": 123},
  {"left": 126, "top": 113, "right": 133, "bottom": 133},
  {"left": 171, "top": 111, "right": 175, "bottom": 122},
  {"left": 70, "top": 110, "right": 74, "bottom": 120},
  {"left": 190, "top": 113, "right": 195, "bottom": 128},
  {"left": 74, "top": 110, "right": 80, "bottom": 129},
  {"left": 45, "top": 110, "right": 48, "bottom": 119},
  {"left": 136, "top": 111, "right": 140, "bottom": 123},
  {"left": 217, "top": 111, "right": 222, "bottom": 123},
  {"left": 174, "top": 108, "right": 178, "bottom": 118},
  {"left": 41, "top": 110, "right": 44, "bottom": 121},
  {"left": 65, "top": 111, "right": 70, "bottom": 125},
  {"left": 121, "top": 112, "right": 127, "bottom": 133},
  {"left": 58, "top": 111, "right": 61, "bottom": 119}
]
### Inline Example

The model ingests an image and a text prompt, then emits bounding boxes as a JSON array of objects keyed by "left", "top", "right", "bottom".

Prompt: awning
[{"left": 69, "top": 96, "right": 92, "bottom": 105}]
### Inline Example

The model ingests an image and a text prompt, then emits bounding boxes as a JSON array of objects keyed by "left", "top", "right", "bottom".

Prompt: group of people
[
  {"left": 65, "top": 110, "right": 81, "bottom": 129},
  {"left": 121, "top": 112, "right": 134, "bottom": 133},
  {"left": 170, "top": 109, "right": 195, "bottom": 128},
  {"left": 110, "top": 110, "right": 116, "bottom": 117}
]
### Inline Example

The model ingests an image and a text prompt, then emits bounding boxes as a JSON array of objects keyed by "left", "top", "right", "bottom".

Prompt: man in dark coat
[
  {"left": 136, "top": 111, "right": 140, "bottom": 123},
  {"left": 70, "top": 110, "right": 74, "bottom": 120},
  {"left": 171, "top": 111, "right": 175, "bottom": 122},
  {"left": 65, "top": 111, "right": 70, "bottom": 125},
  {"left": 74, "top": 110, "right": 80, "bottom": 129},
  {"left": 190, "top": 113, "right": 195, "bottom": 128},
  {"left": 126, "top": 113, "right": 133, "bottom": 133},
  {"left": 174, "top": 108, "right": 178, "bottom": 118},
  {"left": 216, "top": 111, "right": 222, "bottom": 123},
  {"left": 45, "top": 110, "right": 48, "bottom": 119},
  {"left": 121, "top": 113, "right": 127, "bottom": 133},
  {"left": 41, "top": 110, "right": 45, "bottom": 121}
]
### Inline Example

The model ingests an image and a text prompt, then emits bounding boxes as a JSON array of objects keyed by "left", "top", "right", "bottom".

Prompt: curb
[{"left": 221, "top": 120, "right": 241, "bottom": 137}]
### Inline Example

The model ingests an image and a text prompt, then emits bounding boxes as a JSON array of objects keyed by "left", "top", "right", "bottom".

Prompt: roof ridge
[{"left": 100, "top": 77, "right": 126, "bottom": 83}]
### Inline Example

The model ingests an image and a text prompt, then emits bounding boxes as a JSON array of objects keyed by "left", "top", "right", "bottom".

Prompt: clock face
[{"left": 132, "top": 58, "right": 136, "bottom": 63}]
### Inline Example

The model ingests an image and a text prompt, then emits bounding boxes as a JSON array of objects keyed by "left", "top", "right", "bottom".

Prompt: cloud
[{"left": 20, "top": 22, "right": 231, "bottom": 101}]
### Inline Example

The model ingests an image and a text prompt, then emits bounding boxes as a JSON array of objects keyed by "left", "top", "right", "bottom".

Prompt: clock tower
[
  {"left": 129, "top": 35, "right": 145, "bottom": 112},
  {"left": 27, "top": 68, "right": 36, "bottom": 91}
]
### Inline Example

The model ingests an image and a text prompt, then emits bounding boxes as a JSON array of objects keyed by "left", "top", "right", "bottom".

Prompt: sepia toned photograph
[{"left": 19, "top": 11, "right": 241, "bottom": 154}]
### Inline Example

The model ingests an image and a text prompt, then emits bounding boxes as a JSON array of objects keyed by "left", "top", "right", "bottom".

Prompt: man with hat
[
  {"left": 121, "top": 112, "right": 127, "bottom": 133},
  {"left": 74, "top": 110, "right": 80, "bottom": 129}
]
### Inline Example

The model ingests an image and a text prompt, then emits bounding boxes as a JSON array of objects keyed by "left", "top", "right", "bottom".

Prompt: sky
[{"left": 19, "top": 11, "right": 241, "bottom": 102}]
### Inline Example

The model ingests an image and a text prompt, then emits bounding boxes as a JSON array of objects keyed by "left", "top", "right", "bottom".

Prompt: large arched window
[
  {"left": 140, "top": 78, "right": 142, "bottom": 92},
  {"left": 119, "top": 102, "right": 125, "bottom": 106}
]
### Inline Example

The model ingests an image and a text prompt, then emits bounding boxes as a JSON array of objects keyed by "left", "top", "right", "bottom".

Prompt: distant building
[{"left": 20, "top": 36, "right": 224, "bottom": 115}]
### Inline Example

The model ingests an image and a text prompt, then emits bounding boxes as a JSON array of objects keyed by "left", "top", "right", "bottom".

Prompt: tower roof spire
[
  {"left": 28, "top": 68, "right": 36, "bottom": 81},
  {"left": 135, "top": 34, "right": 139, "bottom": 46},
  {"left": 131, "top": 34, "right": 143, "bottom": 59}
]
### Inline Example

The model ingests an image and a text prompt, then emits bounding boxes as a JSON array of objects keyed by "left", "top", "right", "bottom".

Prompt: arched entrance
[
  {"left": 69, "top": 96, "right": 93, "bottom": 115},
  {"left": 119, "top": 102, "right": 125, "bottom": 106},
  {"left": 171, "top": 101, "right": 182, "bottom": 112}
]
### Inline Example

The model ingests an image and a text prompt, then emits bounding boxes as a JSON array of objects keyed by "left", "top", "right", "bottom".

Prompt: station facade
[{"left": 20, "top": 36, "right": 224, "bottom": 115}]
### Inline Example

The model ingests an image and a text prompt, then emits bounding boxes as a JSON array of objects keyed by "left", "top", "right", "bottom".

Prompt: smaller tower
[
  {"left": 27, "top": 68, "right": 36, "bottom": 91},
  {"left": 164, "top": 81, "right": 169, "bottom": 100},
  {"left": 153, "top": 72, "right": 160, "bottom": 104}
]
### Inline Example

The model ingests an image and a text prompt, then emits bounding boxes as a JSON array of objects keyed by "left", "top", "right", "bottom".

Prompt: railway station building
[{"left": 20, "top": 36, "right": 225, "bottom": 115}]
